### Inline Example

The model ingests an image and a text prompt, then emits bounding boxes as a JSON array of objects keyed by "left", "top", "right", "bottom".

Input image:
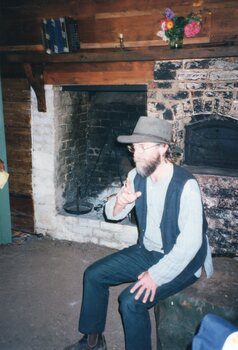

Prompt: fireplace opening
[
  {"left": 56, "top": 85, "right": 147, "bottom": 221},
  {"left": 184, "top": 114, "right": 238, "bottom": 176}
]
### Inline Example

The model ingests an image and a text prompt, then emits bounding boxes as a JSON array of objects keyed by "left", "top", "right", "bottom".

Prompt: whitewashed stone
[
  {"left": 178, "top": 71, "right": 208, "bottom": 80},
  {"left": 210, "top": 71, "right": 238, "bottom": 81},
  {"left": 230, "top": 101, "right": 238, "bottom": 117}
]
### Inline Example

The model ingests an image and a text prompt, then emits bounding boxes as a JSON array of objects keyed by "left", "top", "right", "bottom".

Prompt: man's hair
[{"left": 164, "top": 144, "right": 181, "bottom": 164}]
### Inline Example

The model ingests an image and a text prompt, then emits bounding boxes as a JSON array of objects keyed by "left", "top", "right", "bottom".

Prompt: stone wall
[
  {"left": 196, "top": 174, "right": 238, "bottom": 256},
  {"left": 148, "top": 58, "right": 238, "bottom": 256},
  {"left": 148, "top": 58, "right": 238, "bottom": 152}
]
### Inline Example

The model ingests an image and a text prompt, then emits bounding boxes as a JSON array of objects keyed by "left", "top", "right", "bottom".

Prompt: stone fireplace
[{"left": 31, "top": 57, "right": 238, "bottom": 256}]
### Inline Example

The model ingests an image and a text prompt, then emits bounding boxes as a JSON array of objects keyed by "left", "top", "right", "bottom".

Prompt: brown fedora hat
[{"left": 117, "top": 116, "right": 172, "bottom": 144}]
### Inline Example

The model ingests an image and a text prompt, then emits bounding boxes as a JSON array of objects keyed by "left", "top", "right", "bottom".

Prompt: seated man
[{"left": 65, "top": 116, "right": 213, "bottom": 350}]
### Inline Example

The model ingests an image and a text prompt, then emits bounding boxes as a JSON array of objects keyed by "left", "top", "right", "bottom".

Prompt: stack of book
[{"left": 41, "top": 17, "right": 80, "bottom": 54}]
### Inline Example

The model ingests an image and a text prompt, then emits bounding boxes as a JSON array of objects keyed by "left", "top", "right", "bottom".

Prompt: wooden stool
[{"left": 154, "top": 257, "right": 238, "bottom": 350}]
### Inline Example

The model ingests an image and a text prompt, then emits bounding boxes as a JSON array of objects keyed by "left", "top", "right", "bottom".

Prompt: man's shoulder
[
  {"left": 171, "top": 165, "right": 197, "bottom": 189},
  {"left": 174, "top": 164, "right": 196, "bottom": 181},
  {"left": 173, "top": 166, "right": 202, "bottom": 198}
]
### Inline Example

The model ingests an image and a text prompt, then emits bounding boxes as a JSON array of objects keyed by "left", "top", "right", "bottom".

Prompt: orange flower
[{"left": 166, "top": 20, "right": 174, "bottom": 30}]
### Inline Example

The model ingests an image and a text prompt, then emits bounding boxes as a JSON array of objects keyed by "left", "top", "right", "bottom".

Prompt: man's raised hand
[{"left": 113, "top": 178, "right": 141, "bottom": 216}]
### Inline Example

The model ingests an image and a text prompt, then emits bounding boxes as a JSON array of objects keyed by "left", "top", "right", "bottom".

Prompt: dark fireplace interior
[{"left": 57, "top": 85, "right": 147, "bottom": 217}]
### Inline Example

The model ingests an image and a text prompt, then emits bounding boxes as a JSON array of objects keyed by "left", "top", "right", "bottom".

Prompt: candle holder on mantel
[{"left": 119, "top": 33, "right": 125, "bottom": 50}]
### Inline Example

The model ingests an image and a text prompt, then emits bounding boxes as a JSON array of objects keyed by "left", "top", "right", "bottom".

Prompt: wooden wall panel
[
  {"left": 2, "top": 78, "right": 34, "bottom": 234},
  {"left": 1, "top": 0, "right": 237, "bottom": 48},
  {"left": 79, "top": 13, "right": 211, "bottom": 48},
  {"left": 44, "top": 61, "right": 154, "bottom": 85},
  {"left": 9, "top": 195, "right": 34, "bottom": 234},
  {"left": 0, "top": 63, "right": 26, "bottom": 79},
  {"left": 0, "top": 19, "right": 42, "bottom": 46},
  {"left": 210, "top": 7, "right": 238, "bottom": 42}
]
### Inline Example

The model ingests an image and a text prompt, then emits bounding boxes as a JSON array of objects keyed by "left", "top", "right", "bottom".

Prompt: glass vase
[{"left": 169, "top": 36, "right": 183, "bottom": 49}]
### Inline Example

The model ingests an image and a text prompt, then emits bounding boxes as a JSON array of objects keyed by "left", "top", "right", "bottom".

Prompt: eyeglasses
[{"left": 127, "top": 144, "right": 160, "bottom": 154}]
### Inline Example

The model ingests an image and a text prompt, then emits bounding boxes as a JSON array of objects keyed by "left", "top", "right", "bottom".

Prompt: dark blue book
[
  {"left": 41, "top": 17, "right": 80, "bottom": 54},
  {"left": 45, "top": 19, "right": 55, "bottom": 53},
  {"left": 49, "top": 18, "right": 57, "bottom": 53},
  {"left": 59, "top": 17, "right": 70, "bottom": 53},
  {"left": 54, "top": 18, "right": 65, "bottom": 53},
  {"left": 41, "top": 19, "right": 52, "bottom": 54}
]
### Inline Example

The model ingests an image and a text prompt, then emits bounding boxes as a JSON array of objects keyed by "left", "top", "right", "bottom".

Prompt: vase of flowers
[{"left": 157, "top": 8, "right": 202, "bottom": 49}]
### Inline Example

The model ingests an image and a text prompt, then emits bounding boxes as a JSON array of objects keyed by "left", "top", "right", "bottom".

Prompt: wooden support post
[{"left": 24, "top": 63, "right": 46, "bottom": 112}]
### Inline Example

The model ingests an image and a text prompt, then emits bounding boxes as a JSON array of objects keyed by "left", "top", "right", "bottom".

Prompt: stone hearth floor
[{"left": 0, "top": 235, "right": 156, "bottom": 350}]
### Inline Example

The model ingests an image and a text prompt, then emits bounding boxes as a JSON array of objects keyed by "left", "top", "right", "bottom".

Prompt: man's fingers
[
  {"left": 130, "top": 280, "right": 140, "bottom": 294},
  {"left": 134, "top": 285, "right": 145, "bottom": 301},
  {"left": 131, "top": 284, "right": 153, "bottom": 303},
  {"left": 118, "top": 190, "right": 142, "bottom": 206},
  {"left": 124, "top": 179, "right": 141, "bottom": 198},
  {"left": 143, "top": 288, "right": 153, "bottom": 303},
  {"left": 118, "top": 177, "right": 141, "bottom": 205},
  {"left": 125, "top": 177, "right": 132, "bottom": 192},
  {"left": 150, "top": 288, "right": 156, "bottom": 302},
  {"left": 131, "top": 271, "right": 158, "bottom": 303}
]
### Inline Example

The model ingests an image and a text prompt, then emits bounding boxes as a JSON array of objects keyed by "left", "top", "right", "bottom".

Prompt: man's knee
[
  {"left": 119, "top": 288, "right": 146, "bottom": 314},
  {"left": 84, "top": 261, "right": 102, "bottom": 283}
]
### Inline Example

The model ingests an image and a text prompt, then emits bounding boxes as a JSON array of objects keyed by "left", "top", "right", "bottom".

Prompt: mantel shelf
[
  {"left": 2, "top": 43, "right": 238, "bottom": 114},
  {"left": 2, "top": 44, "right": 238, "bottom": 64}
]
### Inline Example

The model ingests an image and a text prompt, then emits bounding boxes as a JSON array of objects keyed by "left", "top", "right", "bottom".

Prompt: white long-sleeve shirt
[{"left": 105, "top": 166, "right": 213, "bottom": 286}]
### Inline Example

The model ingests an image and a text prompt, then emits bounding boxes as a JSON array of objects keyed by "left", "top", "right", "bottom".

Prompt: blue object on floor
[{"left": 192, "top": 313, "right": 238, "bottom": 350}]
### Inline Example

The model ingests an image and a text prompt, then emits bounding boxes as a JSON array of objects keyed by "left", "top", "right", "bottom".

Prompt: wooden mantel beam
[
  {"left": 23, "top": 63, "right": 46, "bottom": 112},
  {"left": 3, "top": 45, "right": 238, "bottom": 65},
  {"left": 2, "top": 43, "right": 238, "bottom": 111}
]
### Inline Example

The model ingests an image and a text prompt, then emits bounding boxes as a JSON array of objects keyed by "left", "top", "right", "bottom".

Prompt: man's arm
[
  {"left": 105, "top": 169, "right": 141, "bottom": 221},
  {"left": 113, "top": 178, "right": 141, "bottom": 216}
]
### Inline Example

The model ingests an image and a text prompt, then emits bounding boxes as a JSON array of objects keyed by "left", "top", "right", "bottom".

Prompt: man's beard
[{"left": 135, "top": 154, "right": 161, "bottom": 177}]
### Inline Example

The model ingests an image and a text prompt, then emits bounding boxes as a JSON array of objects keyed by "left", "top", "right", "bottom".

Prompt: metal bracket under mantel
[{"left": 24, "top": 63, "right": 46, "bottom": 112}]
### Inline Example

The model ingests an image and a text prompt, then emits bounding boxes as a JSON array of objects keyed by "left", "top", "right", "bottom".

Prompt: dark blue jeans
[{"left": 78, "top": 244, "right": 198, "bottom": 350}]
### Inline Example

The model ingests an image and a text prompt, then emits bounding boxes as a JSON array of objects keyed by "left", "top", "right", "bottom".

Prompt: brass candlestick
[{"left": 119, "top": 33, "right": 125, "bottom": 50}]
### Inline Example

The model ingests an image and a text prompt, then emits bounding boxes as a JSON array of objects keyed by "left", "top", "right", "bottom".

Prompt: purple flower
[{"left": 164, "top": 8, "right": 174, "bottom": 19}]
